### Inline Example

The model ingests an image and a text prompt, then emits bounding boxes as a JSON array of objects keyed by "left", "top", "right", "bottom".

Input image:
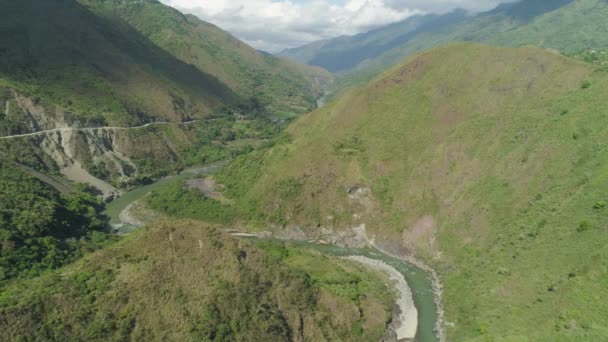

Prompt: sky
[{"left": 159, "top": 0, "right": 518, "bottom": 53}]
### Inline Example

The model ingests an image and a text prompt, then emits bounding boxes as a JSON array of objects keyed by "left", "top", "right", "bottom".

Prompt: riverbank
[
  {"left": 104, "top": 167, "right": 443, "bottom": 341},
  {"left": 103, "top": 161, "right": 226, "bottom": 232},
  {"left": 229, "top": 225, "right": 446, "bottom": 342},
  {"left": 232, "top": 231, "right": 440, "bottom": 342},
  {"left": 369, "top": 240, "right": 446, "bottom": 342},
  {"left": 345, "top": 255, "right": 418, "bottom": 340}
]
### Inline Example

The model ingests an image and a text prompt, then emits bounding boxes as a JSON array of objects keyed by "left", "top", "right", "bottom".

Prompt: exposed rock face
[
  {"left": 0, "top": 87, "right": 184, "bottom": 195},
  {"left": 1, "top": 87, "right": 101, "bottom": 135},
  {"left": 0, "top": 126, "right": 163, "bottom": 196},
  {"left": 39, "top": 129, "right": 137, "bottom": 178}
]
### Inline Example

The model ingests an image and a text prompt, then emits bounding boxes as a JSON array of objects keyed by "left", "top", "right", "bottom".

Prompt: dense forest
[{"left": 0, "top": 162, "right": 115, "bottom": 282}]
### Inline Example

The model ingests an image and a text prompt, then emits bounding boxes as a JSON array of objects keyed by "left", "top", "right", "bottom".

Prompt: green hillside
[
  {"left": 0, "top": 0, "right": 328, "bottom": 127},
  {"left": 0, "top": 0, "right": 332, "bottom": 188},
  {"left": 214, "top": 44, "right": 608, "bottom": 340},
  {"left": 0, "top": 221, "right": 394, "bottom": 341},
  {"left": 77, "top": 0, "right": 331, "bottom": 117},
  {"left": 0, "top": 0, "right": 236, "bottom": 126},
  {"left": 372, "top": 0, "right": 608, "bottom": 72}
]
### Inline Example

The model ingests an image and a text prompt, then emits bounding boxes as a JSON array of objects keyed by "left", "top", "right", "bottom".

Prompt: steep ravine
[{"left": 1, "top": 128, "right": 135, "bottom": 198}]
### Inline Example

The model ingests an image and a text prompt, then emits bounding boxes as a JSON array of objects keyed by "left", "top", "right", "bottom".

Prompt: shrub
[
  {"left": 593, "top": 201, "right": 606, "bottom": 210},
  {"left": 577, "top": 220, "right": 592, "bottom": 232},
  {"left": 581, "top": 80, "right": 591, "bottom": 89},
  {"left": 145, "top": 180, "right": 236, "bottom": 224}
]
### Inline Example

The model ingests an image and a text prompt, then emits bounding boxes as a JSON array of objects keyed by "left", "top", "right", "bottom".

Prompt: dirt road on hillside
[{"left": 0, "top": 120, "right": 204, "bottom": 140}]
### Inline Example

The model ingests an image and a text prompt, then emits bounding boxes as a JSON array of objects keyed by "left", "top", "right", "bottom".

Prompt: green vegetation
[
  {"left": 77, "top": 0, "right": 331, "bottom": 118},
  {"left": 573, "top": 49, "right": 608, "bottom": 67},
  {"left": 112, "top": 115, "right": 280, "bottom": 185},
  {"left": 0, "top": 162, "right": 115, "bottom": 283},
  {"left": 0, "top": 222, "right": 393, "bottom": 341},
  {"left": 146, "top": 179, "right": 236, "bottom": 224},
  {"left": 255, "top": 240, "right": 394, "bottom": 306},
  {"left": 0, "top": 0, "right": 327, "bottom": 127},
  {"left": 0, "top": 93, "right": 282, "bottom": 186},
  {"left": 0, "top": 0, "right": 235, "bottom": 125},
  {"left": 5, "top": 0, "right": 608, "bottom": 340},
  {"left": 0, "top": 0, "right": 329, "bottom": 189},
  {"left": 214, "top": 44, "right": 608, "bottom": 340}
]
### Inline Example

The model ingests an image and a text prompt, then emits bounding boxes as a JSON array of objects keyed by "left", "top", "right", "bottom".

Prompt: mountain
[
  {"left": 77, "top": 0, "right": 331, "bottom": 118},
  {"left": 281, "top": 0, "right": 608, "bottom": 87},
  {"left": 0, "top": 0, "right": 331, "bottom": 190},
  {"left": 0, "top": 221, "right": 394, "bottom": 341},
  {"left": 0, "top": 0, "right": 329, "bottom": 127},
  {"left": 0, "top": 0, "right": 234, "bottom": 126},
  {"left": 0, "top": 4, "right": 395, "bottom": 340},
  {"left": 213, "top": 44, "right": 608, "bottom": 340},
  {"left": 279, "top": 10, "right": 469, "bottom": 73}
]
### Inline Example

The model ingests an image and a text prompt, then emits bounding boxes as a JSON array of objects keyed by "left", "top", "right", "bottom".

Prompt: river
[
  {"left": 103, "top": 163, "right": 440, "bottom": 342},
  {"left": 103, "top": 162, "right": 224, "bottom": 233}
]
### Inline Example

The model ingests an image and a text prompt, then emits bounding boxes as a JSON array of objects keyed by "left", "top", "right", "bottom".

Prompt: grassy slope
[
  {"left": 216, "top": 44, "right": 608, "bottom": 340},
  {"left": 312, "top": 0, "right": 608, "bottom": 90},
  {"left": 0, "top": 0, "right": 237, "bottom": 126},
  {"left": 0, "top": 221, "right": 393, "bottom": 341},
  {"left": 77, "top": 0, "right": 332, "bottom": 118},
  {"left": 0, "top": 0, "right": 329, "bottom": 127}
]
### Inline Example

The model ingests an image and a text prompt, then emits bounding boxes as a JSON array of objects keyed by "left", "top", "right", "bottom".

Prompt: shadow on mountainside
[
  {"left": 483, "top": 0, "right": 575, "bottom": 22},
  {"left": 0, "top": 0, "right": 239, "bottom": 123},
  {"left": 309, "top": 11, "right": 469, "bottom": 73}
]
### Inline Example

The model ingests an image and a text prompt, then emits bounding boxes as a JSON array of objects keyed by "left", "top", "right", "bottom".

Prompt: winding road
[{"left": 0, "top": 120, "right": 206, "bottom": 140}]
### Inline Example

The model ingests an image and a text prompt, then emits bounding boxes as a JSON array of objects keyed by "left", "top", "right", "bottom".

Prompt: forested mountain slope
[
  {"left": 0, "top": 0, "right": 234, "bottom": 125},
  {"left": 0, "top": 0, "right": 329, "bottom": 128},
  {"left": 77, "top": 0, "right": 331, "bottom": 118},
  {"left": 0, "top": 161, "right": 115, "bottom": 282},
  {"left": 216, "top": 43, "right": 608, "bottom": 340},
  {"left": 0, "top": 0, "right": 330, "bottom": 188},
  {"left": 0, "top": 221, "right": 394, "bottom": 341}
]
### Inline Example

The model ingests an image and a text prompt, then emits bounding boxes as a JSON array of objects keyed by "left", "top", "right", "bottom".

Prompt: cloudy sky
[{"left": 160, "top": 0, "right": 518, "bottom": 52}]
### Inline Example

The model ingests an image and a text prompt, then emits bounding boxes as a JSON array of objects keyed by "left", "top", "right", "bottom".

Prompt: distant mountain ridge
[
  {"left": 279, "top": 10, "right": 470, "bottom": 73},
  {"left": 281, "top": 0, "right": 608, "bottom": 87}
]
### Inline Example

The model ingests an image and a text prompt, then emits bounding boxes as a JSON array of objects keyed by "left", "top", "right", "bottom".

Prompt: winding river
[
  {"left": 103, "top": 163, "right": 440, "bottom": 342},
  {"left": 103, "top": 163, "right": 224, "bottom": 233}
]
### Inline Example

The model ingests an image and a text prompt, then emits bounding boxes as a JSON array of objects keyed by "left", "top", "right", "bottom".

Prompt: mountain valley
[{"left": 1, "top": 0, "right": 608, "bottom": 341}]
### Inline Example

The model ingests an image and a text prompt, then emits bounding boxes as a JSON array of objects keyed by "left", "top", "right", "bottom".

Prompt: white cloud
[{"left": 159, "top": 0, "right": 517, "bottom": 52}]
